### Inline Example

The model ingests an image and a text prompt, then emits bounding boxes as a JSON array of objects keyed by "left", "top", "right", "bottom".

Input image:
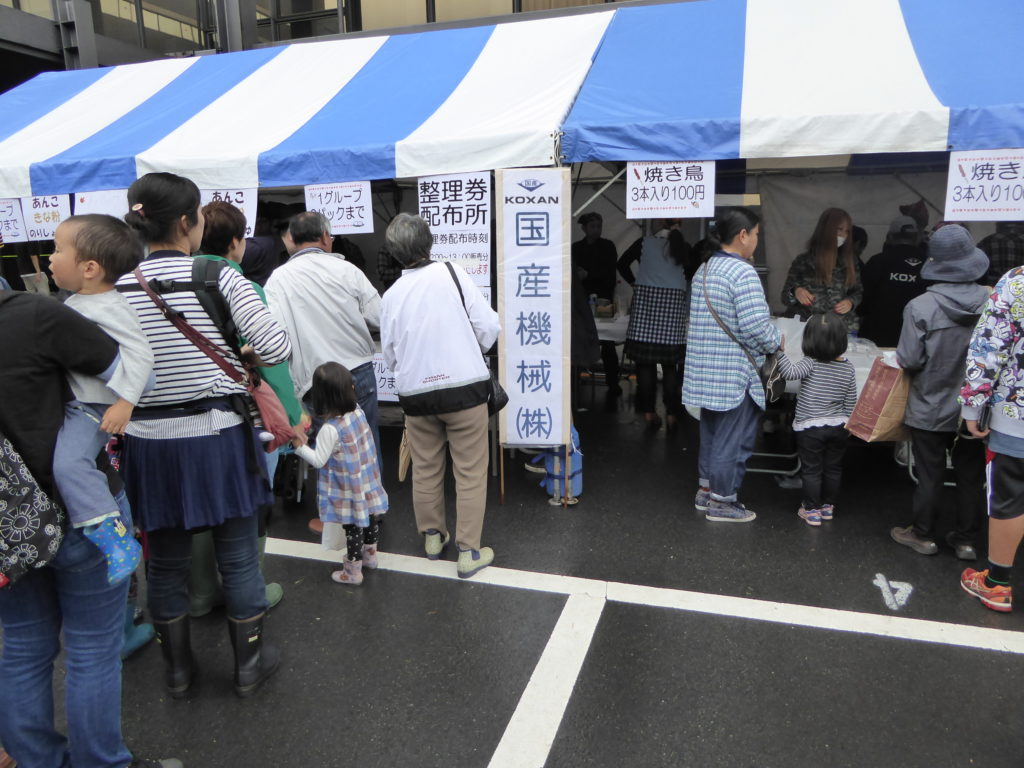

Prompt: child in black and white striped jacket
[{"left": 777, "top": 313, "right": 858, "bottom": 527}]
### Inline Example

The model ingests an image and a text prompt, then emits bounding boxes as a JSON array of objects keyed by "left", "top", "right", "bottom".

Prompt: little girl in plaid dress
[{"left": 293, "top": 362, "right": 388, "bottom": 585}]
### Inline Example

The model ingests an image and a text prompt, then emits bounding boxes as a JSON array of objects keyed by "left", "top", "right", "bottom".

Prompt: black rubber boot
[
  {"left": 152, "top": 614, "right": 196, "bottom": 699},
  {"left": 227, "top": 612, "right": 280, "bottom": 698}
]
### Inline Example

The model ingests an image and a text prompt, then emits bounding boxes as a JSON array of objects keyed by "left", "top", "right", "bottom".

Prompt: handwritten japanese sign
[
  {"left": 372, "top": 353, "right": 398, "bottom": 403},
  {"left": 496, "top": 168, "right": 570, "bottom": 448},
  {"left": 200, "top": 189, "right": 257, "bottom": 237},
  {"left": 305, "top": 181, "right": 373, "bottom": 235},
  {"left": 74, "top": 189, "right": 129, "bottom": 219},
  {"left": 19, "top": 195, "right": 71, "bottom": 241},
  {"left": 417, "top": 171, "right": 491, "bottom": 289},
  {"left": 945, "top": 150, "right": 1024, "bottom": 221},
  {"left": 0, "top": 198, "right": 28, "bottom": 243},
  {"left": 626, "top": 161, "right": 715, "bottom": 219}
]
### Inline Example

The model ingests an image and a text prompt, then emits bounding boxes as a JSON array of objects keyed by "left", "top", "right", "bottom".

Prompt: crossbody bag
[{"left": 701, "top": 262, "right": 784, "bottom": 403}]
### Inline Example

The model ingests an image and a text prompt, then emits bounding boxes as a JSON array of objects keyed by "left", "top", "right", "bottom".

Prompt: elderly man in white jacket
[{"left": 380, "top": 213, "right": 501, "bottom": 579}]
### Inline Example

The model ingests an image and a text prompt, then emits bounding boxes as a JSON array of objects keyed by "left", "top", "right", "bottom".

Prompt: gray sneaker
[
  {"left": 705, "top": 499, "right": 756, "bottom": 523},
  {"left": 694, "top": 488, "right": 711, "bottom": 512},
  {"left": 890, "top": 525, "right": 938, "bottom": 555}
]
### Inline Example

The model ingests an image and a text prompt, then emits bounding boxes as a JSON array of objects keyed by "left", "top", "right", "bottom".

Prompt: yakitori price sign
[
  {"left": 626, "top": 160, "right": 715, "bottom": 219},
  {"left": 946, "top": 149, "right": 1024, "bottom": 221}
]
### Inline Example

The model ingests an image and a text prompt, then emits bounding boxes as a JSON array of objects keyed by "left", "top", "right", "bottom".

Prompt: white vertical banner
[
  {"left": 626, "top": 160, "right": 715, "bottom": 219},
  {"left": 496, "top": 168, "right": 571, "bottom": 448},
  {"left": 304, "top": 181, "right": 373, "bottom": 235},
  {"left": 73, "top": 189, "right": 129, "bottom": 218},
  {"left": 200, "top": 189, "right": 258, "bottom": 236},
  {"left": 19, "top": 194, "right": 71, "bottom": 240},
  {"left": 0, "top": 198, "right": 28, "bottom": 243},
  {"left": 418, "top": 171, "right": 492, "bottom": 291}
]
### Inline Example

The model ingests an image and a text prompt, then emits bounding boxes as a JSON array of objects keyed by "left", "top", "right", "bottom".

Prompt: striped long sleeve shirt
[
  {"left": 776, "top": 352, "right": 857, "bottom": 430},
  {"left": 683, "top": 252, "right": 781, "bottom": 411},
  {"left": 115, "top": 252, "right": 291, "bottom": 437}
]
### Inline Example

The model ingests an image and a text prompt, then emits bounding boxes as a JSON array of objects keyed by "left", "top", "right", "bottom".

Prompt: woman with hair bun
[
  {"left": 684, "top": 207, "right": 781, "bottom": 523},
  {"left": 781, "top": 207, "right": 863, "bottom": 328},
  {"left": 116, "top": 172, "right": 291, "bottom": 699}
]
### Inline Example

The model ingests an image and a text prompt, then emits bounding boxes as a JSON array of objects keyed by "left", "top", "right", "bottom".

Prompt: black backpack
[{"left": 119, "top": 257, "right": 241, "bottom": 355}]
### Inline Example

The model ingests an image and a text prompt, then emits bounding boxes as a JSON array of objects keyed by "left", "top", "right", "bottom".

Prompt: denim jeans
[
  {"left": 53, "top": 401, "right": 117, "bottom": 527},
  {"left": 146, "top": 512, "right": 266, "bottom": 621},
  {"left": 351, "top": 360, "right": 380, "bottom": 466},
  {"left": 697, "top": 393, "right": 762, "bottom": 502},
  {"left": 0, "top": 492, "right": 134, "bottom": 768}
]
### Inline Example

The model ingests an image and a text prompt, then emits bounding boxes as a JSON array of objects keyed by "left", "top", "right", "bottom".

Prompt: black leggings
[
  {"left": 343, "top": 515, "right": 383, "bottom": 561},
  {"left": 635, "top": 363, "right": 681, "bottom": 416}
]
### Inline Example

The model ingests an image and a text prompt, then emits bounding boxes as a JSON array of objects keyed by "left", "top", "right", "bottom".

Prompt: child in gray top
[{"left": 49, "top": 214, "right": 154, "bottom": 583}]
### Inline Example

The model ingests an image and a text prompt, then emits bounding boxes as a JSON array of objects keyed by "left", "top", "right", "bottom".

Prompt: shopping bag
[{"left": 846, "top": 357, "right": 910, "bottom": 442}]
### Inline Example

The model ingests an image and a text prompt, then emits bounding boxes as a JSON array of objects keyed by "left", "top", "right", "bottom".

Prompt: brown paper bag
[{"left": 846, "top": 357, "right": 910, "bottom": 442}]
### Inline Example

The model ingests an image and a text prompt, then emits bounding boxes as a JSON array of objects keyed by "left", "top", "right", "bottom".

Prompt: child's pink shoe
[
  {"left": 819, "top": 504, "right": 834, "bottom": 521},
  {"left": 362, "top": 543, "right": 378, "bottom": 569},
  {"left": 797, "top": 506, "right": 822, "bottom": 527},
  {"left": 331, "top": 558, "right": 363, "bottom": 586}
]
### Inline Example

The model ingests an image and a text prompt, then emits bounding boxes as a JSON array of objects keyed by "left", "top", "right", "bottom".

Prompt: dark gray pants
[{"left": 910, "top": 427, "right": 985, "bottom": 544}]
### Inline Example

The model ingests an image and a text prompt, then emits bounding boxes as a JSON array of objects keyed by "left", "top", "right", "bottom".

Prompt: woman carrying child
[
  {"left": 776, "top": 313, "right": 858, "bottom": 526},
  {"left": 293, "top": 362, "right": 387, "bottom": 586}
]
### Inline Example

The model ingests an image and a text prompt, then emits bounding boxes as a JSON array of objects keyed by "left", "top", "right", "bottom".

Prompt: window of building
[
  {"left": 359, "top": 0, "right": 425, "bottom": 31},
  {"left": 435, "top": 0, "right": 506, "bottom": 23}
]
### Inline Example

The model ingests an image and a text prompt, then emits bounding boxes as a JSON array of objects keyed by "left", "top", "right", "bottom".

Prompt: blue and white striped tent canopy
[{"left": 0, "top": 0, "right": 1021, "bottom": 199}]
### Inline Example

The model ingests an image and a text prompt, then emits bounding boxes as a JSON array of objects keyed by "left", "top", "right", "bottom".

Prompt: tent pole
[{"left": 572, "top": 167, "right": 625, "bottom": 218}]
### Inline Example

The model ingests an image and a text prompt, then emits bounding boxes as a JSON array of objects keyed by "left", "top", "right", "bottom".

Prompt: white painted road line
[
  {"left": 487, "top": 594, "right": 605, "bottom": 768},
  {"left": 266, "top": 537, "right": 1024, "bottom": 656}
]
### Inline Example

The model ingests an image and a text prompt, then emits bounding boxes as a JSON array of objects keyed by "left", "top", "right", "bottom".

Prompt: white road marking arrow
[{"left": 874, "top": 573, "right": 914, "bottom": 610}]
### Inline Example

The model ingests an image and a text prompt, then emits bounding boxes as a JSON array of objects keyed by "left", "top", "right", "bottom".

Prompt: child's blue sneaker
[
  {"left": 83, "top": 514, "right": 142, "bottom": 584},
  {"left": 819, "top": 504, "right": 834, "bottom": 521},
  {"left": 797, "top": 506, "right": 822, "bottom": 527}
]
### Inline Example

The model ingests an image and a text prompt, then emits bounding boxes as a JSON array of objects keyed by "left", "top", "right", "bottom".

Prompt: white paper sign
[
  {"left": 372, "top": 353, "right": 398, "bottom": 403},
  {"left": 417, "top": 171, "right": 492, "bottom": 289},
  {"left": 19, "top": 195, "right": 71, "bottom": 240},
  {"left": 496, "top": 168, "right": 571, "bottom": 448},
  {"left": 304, "top": 182, "right": 373, "bottom": 235},
  {"left": 73, "top": 189, "right": 129, "bottom": 219},
  {"left": 0, "top": 198, "right": 28, "bottom": 243},
  {"left": 945, "top": 149, "right": 1024, "bottom": 221},
  {"left": 200, "top": 189, "right": 258, "bottom": 237},
  {"left": 626, "top": 160, "right": 715, "bottom": 219}
]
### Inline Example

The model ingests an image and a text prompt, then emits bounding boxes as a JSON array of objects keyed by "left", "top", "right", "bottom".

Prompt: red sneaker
[{"left": 960, "top": 568, "right": 1012, "bottom": 613}]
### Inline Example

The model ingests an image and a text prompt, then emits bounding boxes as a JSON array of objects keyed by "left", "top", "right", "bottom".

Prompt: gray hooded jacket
[{"left": 897, "top": 282, "right": 989, "bottom": 432}]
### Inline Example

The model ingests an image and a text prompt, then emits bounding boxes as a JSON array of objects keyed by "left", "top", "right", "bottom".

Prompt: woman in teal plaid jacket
[{"left": 683, "top": 207, "right": 782, "bottom": 523}]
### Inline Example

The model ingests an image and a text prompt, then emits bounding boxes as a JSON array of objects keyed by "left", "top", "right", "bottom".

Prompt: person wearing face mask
[
  {"left": 781, "top": 207, "right": 863, "bottom": 329},
  {"left": 684, "top": 208, "right": 782, "bottom": 523}
]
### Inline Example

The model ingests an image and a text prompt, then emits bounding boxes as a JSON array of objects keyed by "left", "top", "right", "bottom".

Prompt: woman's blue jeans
[
  {"left": 146, "top": 512, "right": 266, "bottom": 621},
  {"left": 0, "top": 492, "right": 134, "bottom": 768}
]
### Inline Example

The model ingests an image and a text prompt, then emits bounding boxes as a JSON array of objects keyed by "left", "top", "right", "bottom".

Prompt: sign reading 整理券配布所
[
  {"left": 418, "top": 171, "right": 491, "bottom": 301},
  {"left": 626, "top": 161, "right": 715, "bottom": 219},
  {"left": 496, "top": 168, "right": 570, "bottom": 448},
  {"left": 945, "top": 149, "right": 1024, "bottom": 221}
]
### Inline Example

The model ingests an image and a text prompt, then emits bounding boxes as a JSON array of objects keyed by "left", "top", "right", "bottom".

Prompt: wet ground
[{"left": 15, "top": 383, "right": 1024, "bottom": 767}]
